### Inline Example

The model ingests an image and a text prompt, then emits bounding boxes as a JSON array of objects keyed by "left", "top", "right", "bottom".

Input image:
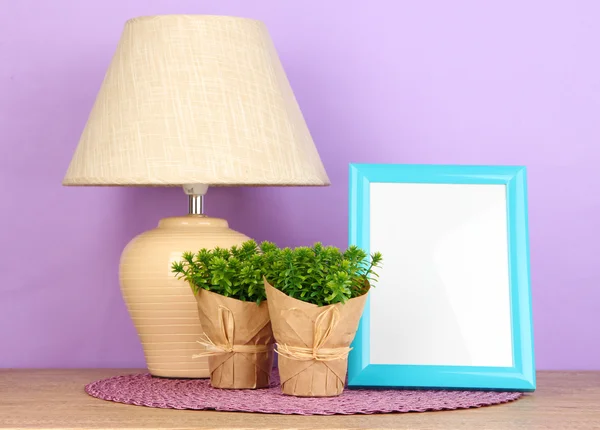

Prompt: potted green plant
[
  {"left": 261, "top": 242, "right": 382, "bottom": 397},
  {"left": 172, "top": 240, "right": 274, "bottom": 389}
]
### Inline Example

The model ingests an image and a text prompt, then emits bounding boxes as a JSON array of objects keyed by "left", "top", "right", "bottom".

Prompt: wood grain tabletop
[{"left": 0, "top": 369, "right": 599, "bottom": 429}]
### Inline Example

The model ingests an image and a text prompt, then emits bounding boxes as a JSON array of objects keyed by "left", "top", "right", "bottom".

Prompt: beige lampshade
[{"left": 63, "top": 15, "right": 329, "bottom": 186}]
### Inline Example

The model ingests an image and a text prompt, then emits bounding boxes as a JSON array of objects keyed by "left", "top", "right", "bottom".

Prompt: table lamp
[{"left": 63, "top": 15, "right": 330, "bottom": 378}]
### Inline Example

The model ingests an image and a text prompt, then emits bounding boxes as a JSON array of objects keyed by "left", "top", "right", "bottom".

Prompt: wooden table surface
[{"left": 0, "top": 370, "right": 599, "bottom": 429}]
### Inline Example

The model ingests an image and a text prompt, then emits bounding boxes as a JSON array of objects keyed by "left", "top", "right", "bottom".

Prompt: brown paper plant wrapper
[
  {"left": 193, "top": 288, "right": 274, "bottom": 389},
  {"left": 264, "top": 279, "right": 368, "bottom": 397}
]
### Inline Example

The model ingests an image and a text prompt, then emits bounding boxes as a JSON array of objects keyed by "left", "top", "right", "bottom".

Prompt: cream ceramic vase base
[{"left": 119, "top": 215, "right": 250, "bottom": 378}]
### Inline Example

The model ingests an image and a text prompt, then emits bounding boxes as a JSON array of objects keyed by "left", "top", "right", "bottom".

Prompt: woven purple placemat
[{"left": 85, "top": 372, "right": 522, "bottom": 415}]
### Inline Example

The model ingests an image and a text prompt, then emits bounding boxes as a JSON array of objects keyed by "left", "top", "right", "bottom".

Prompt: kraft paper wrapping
[
  {"left": 264, "top": 280, "right": 368, "bottom": 397},
  {"left": 194, "top": 289, "right": 274, "bottom": 389}
]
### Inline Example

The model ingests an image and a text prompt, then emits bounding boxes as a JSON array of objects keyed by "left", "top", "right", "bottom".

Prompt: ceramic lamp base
[{"left": 119, "top": 215, "right": 250, "bottom": 378}]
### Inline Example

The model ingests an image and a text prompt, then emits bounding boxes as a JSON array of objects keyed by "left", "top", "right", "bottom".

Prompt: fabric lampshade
[{"left": 63, "top": 15, "right": 330, "bottom": 187}]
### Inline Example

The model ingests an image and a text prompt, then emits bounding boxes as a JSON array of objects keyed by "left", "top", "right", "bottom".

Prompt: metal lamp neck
[{"left": 188, "top": 194, "right": 205, "bottom": 215}]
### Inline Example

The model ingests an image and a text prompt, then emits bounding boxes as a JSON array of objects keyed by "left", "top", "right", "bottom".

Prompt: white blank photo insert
[{"left": 369, "top": 182, "right": 513, "bottom": 367}]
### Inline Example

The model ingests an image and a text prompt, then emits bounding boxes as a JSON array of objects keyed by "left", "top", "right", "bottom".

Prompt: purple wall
[{"left": 1, "top": 1, "right": 598, "bottom": 370}]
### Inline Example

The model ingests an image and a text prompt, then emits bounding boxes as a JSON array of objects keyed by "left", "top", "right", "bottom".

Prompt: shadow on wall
[
  {"left": 116, "top": 185, "right": 265, "bottom": 241},
  {"left": 116, "top": 184, "right": 337, "bottom": 251}
]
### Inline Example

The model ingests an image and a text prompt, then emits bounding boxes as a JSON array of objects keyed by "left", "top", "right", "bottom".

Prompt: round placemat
[{"left": 85, "top": 373, "right": 522, "bottom": 415}]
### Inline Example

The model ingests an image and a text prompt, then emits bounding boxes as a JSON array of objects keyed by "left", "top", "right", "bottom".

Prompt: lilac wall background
[{"left": 1, "top": 0, "right": 598, "bottom": 370}]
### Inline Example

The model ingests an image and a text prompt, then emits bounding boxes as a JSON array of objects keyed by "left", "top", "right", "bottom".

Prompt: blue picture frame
[{"left": 348, "top": 164, "right": 535, "bottom": 391}]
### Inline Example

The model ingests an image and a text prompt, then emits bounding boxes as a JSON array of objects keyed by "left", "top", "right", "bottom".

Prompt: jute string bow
[
  {"left": 275, "top": 306, "right": 352, "bottom": 362},
  {"left": 193, "top": 305, "right": 272, "bottom": 358}
]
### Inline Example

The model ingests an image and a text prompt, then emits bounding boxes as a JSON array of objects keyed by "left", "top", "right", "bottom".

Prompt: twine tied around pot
[
  {"left": 193, "top": 305, "right": 272, "bottom": 358},
  {"left": 275, "top": 306, "right": 352, "bottom": 362}
]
